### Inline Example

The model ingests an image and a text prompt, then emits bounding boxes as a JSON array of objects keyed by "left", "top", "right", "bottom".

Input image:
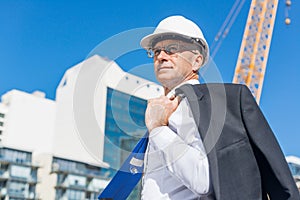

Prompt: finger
[
  {"left": 171, "top": 96, "right": 180, "bottom": 107},
  {"left": 170, "top": 95, "right": 181, "bottom": 104},
  {"left": 169, "top": 94, "right": 176, "bottom": 100},
  {"left": 176, "top": 95, "right": 183, "bottom": 103}
]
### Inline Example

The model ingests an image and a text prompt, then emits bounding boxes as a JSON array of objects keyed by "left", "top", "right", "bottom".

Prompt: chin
[{"left": 159, "top": 79, "right": 181, "bottom": 89}]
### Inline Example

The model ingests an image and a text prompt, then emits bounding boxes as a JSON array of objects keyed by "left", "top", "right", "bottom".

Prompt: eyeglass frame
[{"left": 146, "top": 43, "right": 200, "bottom": 58}]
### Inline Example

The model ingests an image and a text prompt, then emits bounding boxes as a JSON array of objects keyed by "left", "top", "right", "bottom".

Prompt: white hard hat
[{"left": 140, "top": 15, "right": 210, "bottom": 66}]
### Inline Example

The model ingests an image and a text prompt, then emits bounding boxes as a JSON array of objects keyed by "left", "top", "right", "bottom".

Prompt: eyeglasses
[{"left": 147, "top": 43, "right": 198, "bottom": 58}]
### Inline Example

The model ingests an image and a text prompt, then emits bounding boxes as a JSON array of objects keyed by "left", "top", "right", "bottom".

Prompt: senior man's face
[{"left": 152, "top": 39, "right": 202, "bottom": 90}]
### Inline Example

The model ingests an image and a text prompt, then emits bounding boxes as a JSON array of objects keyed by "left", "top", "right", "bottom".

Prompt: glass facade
[
  {"left": 289, "top": 162, "right": 300, "bottom": 177},
  {"left": 52, "top": 157, "right": 108, "bottom": 200},
  {"left": 0, "top": 112, "right": 4, "bottom": 140},
  {"left": 0, "top": 147, "right": 39, "bottom": 199},
  {"left": 287, "top": 160, "right": 300, "bottom": 191},
  {"left": 104, "top": 87, "right": 148, "bottom": 199}
]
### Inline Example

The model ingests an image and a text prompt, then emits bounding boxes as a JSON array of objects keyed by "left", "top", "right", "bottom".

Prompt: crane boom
[{"left": 232, "top": 0, "right": 278, "bottom": 104}]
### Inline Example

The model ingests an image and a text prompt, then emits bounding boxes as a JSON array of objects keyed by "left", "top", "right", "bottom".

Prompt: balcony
[
  {"left": 57, "top": 196, "right": 68, "bottom": 200},
  {"left": 87, "top": 179, "right": 109, "bottom": 192},
  {"left": 9, "top": 175, "right": 39, "bottom": 185},
  {"left": 7, "top": 190, "right": 26, "bottom": 199},
  {"left": 0, "top": 169, "right": 9, "bottom": 180},
  {"left": 51, "top": 164, "right": 107, "bottom": 181},
  {"left": 55, "top": 180, "right": 87, "bottom": 191},
  {"left": 6, "top": 190, "right": 40, "bottom": 200},
  {"left": 0, "top": 157, "right": 39, "bottom": 169},
  {"left": 1, "top": 188, "right": 7, "bottom": 195},
  {"left": 0, "top": 157, "right": 31, "bottom": 166}
]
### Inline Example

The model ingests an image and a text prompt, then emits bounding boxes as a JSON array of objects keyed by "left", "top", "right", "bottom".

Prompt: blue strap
[{"left": 98, "top": 134, "right": 148, "bottom": 200}]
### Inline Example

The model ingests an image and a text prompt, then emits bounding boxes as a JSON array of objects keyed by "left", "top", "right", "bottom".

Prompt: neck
[{"left": 163, "top": 76, "right": 199, "bottom": 96}]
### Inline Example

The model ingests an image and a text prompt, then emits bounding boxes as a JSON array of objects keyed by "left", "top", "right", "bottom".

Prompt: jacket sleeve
[{"left": 240, "top": 85, "right": 299, "bottom": 200}]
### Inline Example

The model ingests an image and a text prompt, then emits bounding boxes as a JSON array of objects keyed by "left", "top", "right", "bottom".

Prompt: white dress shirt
[{"left": 141, "top": 80, "right": 210, "bottom": 200}]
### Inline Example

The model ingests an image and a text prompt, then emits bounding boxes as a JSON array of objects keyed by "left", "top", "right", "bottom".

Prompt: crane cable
[{"left": 210, "top": 0, "right": 246, "bottom": 59}]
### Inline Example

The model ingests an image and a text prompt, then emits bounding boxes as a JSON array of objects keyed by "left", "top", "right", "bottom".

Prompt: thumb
[{"left": 171, "top": 96, "right": 180, "bottom": 108}]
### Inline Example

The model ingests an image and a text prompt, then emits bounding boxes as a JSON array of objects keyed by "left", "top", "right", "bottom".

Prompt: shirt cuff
[{"left": 149, "top": 126, "right": 177, "bottom": 150}]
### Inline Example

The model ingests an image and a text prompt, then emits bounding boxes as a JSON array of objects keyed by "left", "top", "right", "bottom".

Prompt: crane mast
[{"left": 232, "top": 0, "right": 278, "bottom": 104}]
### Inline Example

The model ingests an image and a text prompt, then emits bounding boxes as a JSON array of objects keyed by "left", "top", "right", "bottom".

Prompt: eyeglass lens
[
  {"left": 147, "top": 44, "right": 179, "bottom": 58},
  {"left": 147, "top": 43, "right": 197, "bottom": 58}
]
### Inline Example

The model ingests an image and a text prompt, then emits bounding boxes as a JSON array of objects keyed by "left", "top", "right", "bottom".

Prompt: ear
[{"left": 192, "top": 54, "right": 203, "bottom": 72}]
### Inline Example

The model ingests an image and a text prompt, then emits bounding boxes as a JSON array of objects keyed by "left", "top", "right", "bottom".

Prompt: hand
[{"left": 145, "top": 95, "right": 180, "bottom": 132}]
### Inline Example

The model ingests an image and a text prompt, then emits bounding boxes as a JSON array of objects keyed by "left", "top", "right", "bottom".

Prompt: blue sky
[{"left": 1, "top": 0, "right": 299, "bottom": 156}]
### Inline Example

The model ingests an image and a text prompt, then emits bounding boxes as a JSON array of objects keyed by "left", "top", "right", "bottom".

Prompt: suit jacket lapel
[
  {"left": 176, "top": 84, "right": 221, "bottom": 199},
  {"left": 175, "top": 84, "right": 209, "bottom": 143}
]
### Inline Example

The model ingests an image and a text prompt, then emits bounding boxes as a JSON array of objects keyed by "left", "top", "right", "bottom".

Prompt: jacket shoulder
[
  {"left": 193, "top": 83, "right": 248, "bottom": 93},
  {"left": 197, "top": 83, "right": 246, "bottom": 88}
]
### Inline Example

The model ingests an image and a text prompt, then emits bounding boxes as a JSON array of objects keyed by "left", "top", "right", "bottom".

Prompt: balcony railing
[
  {"left": 7, "top": 190, "right": 26, "bottom": 198},
  {"left": 51, "top": 163, "right": 107, "bottom": 179},
  {"left": 0, "top": 188, "right": 7, "bottom": 196},
  {"left": 6, "top": 190, "right": 40, "bottom": 200},
  {"left": 0, "top": 157, "right": 39, "bottom": 168},
  {"left": 0, "top": 169, "right": 9, "bottom": 179},
  {"left": 56, "top": 181, "right": 87, "bottom": 191}
]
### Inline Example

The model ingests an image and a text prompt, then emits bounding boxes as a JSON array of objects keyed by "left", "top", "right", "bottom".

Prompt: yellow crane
[{"left": 232, "top": 0, "right": 279, "bottom": 104}]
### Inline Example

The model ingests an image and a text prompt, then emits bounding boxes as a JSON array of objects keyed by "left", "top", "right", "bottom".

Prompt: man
[{"left": 140, "top": 15, "right": 299, "bottom": 200}]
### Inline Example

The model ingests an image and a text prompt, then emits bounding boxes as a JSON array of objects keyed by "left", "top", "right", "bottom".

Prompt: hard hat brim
[{"left": 140, "top": 32, "right": 192, "bottom": 49}]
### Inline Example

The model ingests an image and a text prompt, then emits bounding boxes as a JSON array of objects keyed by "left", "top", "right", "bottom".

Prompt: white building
[
  {"left": 0, "top": 89, "right": 56, "bottom": 154},
  {"left": 0, "top": 55, "right": 162, "bottom": 199},
  {"left": 53, "top": 55, "right": 162, "bottom": 166}
]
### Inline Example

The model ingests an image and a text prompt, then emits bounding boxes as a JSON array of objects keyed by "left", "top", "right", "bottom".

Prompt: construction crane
[
  {"left": 211, "top": 0, "right": 292, "bottom": 104},
  {"left": 232, "top": 0, "right": 279, "bottom": 104}
]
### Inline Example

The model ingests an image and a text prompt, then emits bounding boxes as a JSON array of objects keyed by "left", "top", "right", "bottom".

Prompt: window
[
  {"left": 0, "top": 113, "right": 4, "bottom": 118},
  {"left": 52, "top": 157, "right": 77, "bottom": 172},
  {"left": 104, "top": 88, "right": 147, "bottom": 176},
  {"left": 288, "top": 163, "right": 300, "bottom": 176},
  {"left": 10, "top": 165, "right": 31, "bottom": 179},
  {"left": 0, "top": 148, "right": 31, "bottom": 164},
  {"left": 67, "top": 189, "right": 85, "bottom": 200},
  {"left": 68, "top": 174, "right": 86, "bottom": 187},
  {"left": 0, "top": 181, "right": 6, "bottom": 188},
  {"left": 52, "top": 157, "right": 102, "bottom": 178},
  {"left": 8, "top": 181, "right": 26, "bottom": 197}
]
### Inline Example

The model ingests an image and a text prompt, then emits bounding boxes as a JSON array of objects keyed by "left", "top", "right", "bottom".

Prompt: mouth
[{"left": 157, "top": 65, "right": 173, "bottom": 71}]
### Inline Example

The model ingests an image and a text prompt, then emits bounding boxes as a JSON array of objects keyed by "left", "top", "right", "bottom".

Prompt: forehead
[{"left": 153, "top": 39, "right": 193, "bottom": 48}]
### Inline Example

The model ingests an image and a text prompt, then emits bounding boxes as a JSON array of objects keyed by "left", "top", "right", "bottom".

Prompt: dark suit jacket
[{"left": 175, "top": 83, "right": 299, "bottom": 200}]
